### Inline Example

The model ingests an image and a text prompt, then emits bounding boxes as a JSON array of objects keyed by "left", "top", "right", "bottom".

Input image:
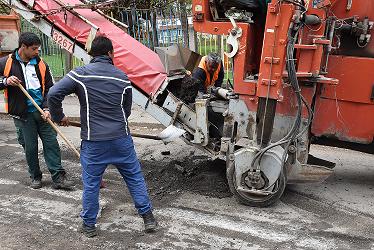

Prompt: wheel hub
[
  {"left": 233, "top": 146, "right": 285, "bottom": 192},
  {"left": 243, "top": 170, "right": 267, "bottom": 189}
]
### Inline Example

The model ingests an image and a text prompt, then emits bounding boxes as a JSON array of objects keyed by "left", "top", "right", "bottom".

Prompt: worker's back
[{"left": 49, "top": 55, "right": 132, "bottom": 141}]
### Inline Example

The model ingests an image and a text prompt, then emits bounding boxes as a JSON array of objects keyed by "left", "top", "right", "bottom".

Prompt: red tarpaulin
[{"left": 27, "top": 0, "right": 167, "bottom": 96}]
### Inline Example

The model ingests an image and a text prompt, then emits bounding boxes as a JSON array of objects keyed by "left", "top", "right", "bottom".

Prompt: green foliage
[
  {"left": 41, "top": 55, "right": 61, "bottom": 77},
  {"left": 41, "top": 54, "right": 84, "bottom": 79}
]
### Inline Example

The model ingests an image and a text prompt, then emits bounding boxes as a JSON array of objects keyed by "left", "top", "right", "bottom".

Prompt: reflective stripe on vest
[
  {"left": 3, "top": 54, "right": 46, "bottom": 112},
  {"left": 3, "top": 54, "right": 12, "bottom": 112},
  {"left": 197, "top": 55, "right": 221, "bottom": 89}
]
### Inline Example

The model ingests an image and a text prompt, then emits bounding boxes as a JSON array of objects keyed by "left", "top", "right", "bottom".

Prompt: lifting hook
[{"left": 225, "top": 16, "right": 242, "bottom": 58}]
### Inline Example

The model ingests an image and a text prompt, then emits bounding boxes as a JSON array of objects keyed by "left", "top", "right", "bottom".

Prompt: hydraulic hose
[{"left": 250, "top": 19, "right": 307, "bottom": 170}]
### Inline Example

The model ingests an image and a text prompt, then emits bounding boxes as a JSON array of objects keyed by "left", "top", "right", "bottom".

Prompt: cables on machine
[{"left": 250, "top": 0, "right": 313, "bottom": 177}]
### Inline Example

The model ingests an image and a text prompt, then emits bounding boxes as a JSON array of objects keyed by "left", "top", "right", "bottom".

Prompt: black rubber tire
[{"left": 226, "top": 162, "right": 286, "bottom": 207}]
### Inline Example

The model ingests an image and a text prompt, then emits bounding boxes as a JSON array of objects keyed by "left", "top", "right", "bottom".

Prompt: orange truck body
[
  {"left": 193, "top": 0, "right": 374, "bottom": 145},
  {"left": 0, "top": 11, "right": 19, "bottom": 57}
]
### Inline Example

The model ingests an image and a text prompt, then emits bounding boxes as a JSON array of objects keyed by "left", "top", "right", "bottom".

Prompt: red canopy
[{"left": 29, "top": 0, "right": 167, "bottom": 96}]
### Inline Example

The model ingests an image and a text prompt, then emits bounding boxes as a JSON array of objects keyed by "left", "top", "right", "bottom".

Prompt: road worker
[
  {"left": 0, "top": 32, "right": 73, "bottom": 190},
  {"left": 48, "top": 36, "right": 157, "bottom": 237},
  {"left": 192, "top": 52, "right": 225, "bottom": 95}
]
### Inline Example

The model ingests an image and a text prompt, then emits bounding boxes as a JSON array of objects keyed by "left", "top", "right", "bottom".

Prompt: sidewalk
[{"left": 0, "top": 95, "right": 161, "bottom": 126}]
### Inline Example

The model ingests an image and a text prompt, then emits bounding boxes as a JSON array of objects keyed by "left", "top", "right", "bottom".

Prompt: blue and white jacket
[{"left": 48, "top": 55, "right": 132, "bottom": 141}]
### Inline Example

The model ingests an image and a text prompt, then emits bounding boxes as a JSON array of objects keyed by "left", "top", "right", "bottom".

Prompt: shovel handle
[
  {"left": 170, "top": 102, "right": 183, "bottom": 126},
  {"left": 69, "top": 121, "right": 161, "bottom": 141},
  {"left": 16, "top": 83, "right": 80, "bottom": 159},
  {"left": 47, "top": 118, "right": 80, "bottom": 158}
]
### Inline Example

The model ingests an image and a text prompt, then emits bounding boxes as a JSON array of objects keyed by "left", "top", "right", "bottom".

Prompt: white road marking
[{"left": 0, "top": 178, "right": 19, "bottom": 185}]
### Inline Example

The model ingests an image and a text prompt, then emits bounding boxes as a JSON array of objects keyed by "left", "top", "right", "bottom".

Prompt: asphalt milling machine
[{"left": 1, "top": 0, "right": 373, "bottom": 207}]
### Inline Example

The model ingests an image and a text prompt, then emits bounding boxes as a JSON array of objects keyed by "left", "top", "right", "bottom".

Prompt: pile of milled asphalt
[{"left": 141, "top": 155, "right": 232, "bottom": 200}]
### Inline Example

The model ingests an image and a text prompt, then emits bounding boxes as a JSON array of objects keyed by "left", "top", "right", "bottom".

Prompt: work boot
[
  {"left": 141, "top": 211, "right": 158, "bottom": 233},
  {"left": 80, "top": 222, "right": 98, "bottom": 238},
  {"left": 30, "top": 179, "right": 42, "bottom": 189},
  {"left": 52, "top": 174, "right": 74, "bottom": 190}
]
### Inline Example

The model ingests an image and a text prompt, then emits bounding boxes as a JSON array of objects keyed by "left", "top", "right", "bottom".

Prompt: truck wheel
[{"left": 226, "top": 162, "right": 286, "bottom": 207}]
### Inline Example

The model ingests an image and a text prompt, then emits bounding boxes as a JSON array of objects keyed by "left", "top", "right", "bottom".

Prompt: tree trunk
[
  {"left": 179, "top": 0, "right": 189, "bottom": 48},
  {"left": 151, "top": 11, "right": 159, "bottom": 49}
]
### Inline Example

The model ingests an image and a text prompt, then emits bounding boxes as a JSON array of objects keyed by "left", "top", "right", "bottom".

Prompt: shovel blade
[{"left": 158, "top": 125, "right": 186, "bottom": 143}]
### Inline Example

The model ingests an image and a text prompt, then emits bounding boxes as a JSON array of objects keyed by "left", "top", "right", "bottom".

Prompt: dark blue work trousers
[{"left": 80, "top": 135, "right": 152, "bottom": 226}]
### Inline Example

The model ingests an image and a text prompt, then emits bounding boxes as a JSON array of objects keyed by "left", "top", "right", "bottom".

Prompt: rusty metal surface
[
  {"left": 312, "top": 56, "right": 374, "bottom": 144},
  {"left": 287, "top": 163, "right": 333, "bottom": 184},
  {"left": 311, "top": 97, "right": 374, "bottom": 144},
  {"left": 155, "top": 45, "right": 201, "bottom": 76},
  {"left": 162, "top": 93, "right": 197, "bottom": 133},
  {"left": 194, "top": 98, "right": 209, "bottom": 146}
]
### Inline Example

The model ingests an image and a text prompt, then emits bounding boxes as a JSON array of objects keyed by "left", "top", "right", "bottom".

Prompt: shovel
[
  {"left": 16, "top": 83, "right": 80, "bottom": 159},
  {"left": 158, "top": 101, "right": 186, "bottom": 143},
  {"left": 68, "top": 100, "right": 186, "bottom": 143},
  {"left": 69, "top": 120, "right": 163, "bottom": 141}
]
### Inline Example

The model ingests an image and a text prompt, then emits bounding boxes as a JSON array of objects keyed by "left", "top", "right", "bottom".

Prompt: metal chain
[{"left": 31, "top": 0, "right": 119, "bottom": 19}]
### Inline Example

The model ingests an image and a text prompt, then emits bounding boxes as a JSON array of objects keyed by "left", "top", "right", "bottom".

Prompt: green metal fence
[
  {"left": 118, "top": 4, "right": 234, "bottom": 83},
  {"left": 21, "top": 19, "right": 84, "bottom": 79},
  {"left": 20, "top": 3, "right": 233, "bottom": 83}
]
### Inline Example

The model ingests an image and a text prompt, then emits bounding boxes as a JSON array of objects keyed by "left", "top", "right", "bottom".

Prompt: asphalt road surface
[{"left": 0, "top": 114, "right": 374, "bottom": 250}]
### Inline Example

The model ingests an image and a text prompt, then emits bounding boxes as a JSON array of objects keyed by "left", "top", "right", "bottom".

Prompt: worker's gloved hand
[
  {"left": 196, "top": 91, "right": 205, "bottom": 99},
  {"left": 59, "top": 116, "right": 70, "bottom": 127},
  {"left": 41, "top": 110, "right": 51, "bottom": 121},
  {"left": 210, "top": 87, "right": 219, "bottom": 95},
  {"left": 4, "top": 75, "right": 21, "bottom": 86}
]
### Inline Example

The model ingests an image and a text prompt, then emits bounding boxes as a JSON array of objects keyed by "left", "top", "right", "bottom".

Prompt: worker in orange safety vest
[{"left": 192, "top": 52, "right": 224, "bottom": 95}]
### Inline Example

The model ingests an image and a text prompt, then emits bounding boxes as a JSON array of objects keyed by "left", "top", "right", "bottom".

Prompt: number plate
[{"left": 52, "top": 29, "right": 74, "bottom": 53}]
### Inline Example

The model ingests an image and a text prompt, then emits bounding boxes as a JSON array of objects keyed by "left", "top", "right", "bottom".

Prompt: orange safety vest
[
  {"left": 198, "top": 55, "right": 221, "bottom": 89},
  {"left": 3, "top": 54, "right": 46, "bottom": 112}
]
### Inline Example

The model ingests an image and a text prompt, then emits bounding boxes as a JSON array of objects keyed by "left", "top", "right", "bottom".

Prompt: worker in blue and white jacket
[{"left": 47, "top": 36, "right": 157, "bottom": 237}]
